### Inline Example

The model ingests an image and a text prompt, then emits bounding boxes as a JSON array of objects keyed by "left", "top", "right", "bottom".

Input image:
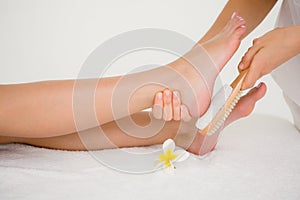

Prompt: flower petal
[
  {"left": 174, "top": 150, "right": 190, "bottom": 162},
  {"left": 163, "top": 164, "right": 176, "bottom": 175},
  {"left": 163, "top": 138, "right": 175, "bottom": 153}
]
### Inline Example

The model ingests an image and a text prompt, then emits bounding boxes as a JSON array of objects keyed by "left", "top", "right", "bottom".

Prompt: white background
[{"left": 0, "top": 0, "right": 292, "bottom": 122}]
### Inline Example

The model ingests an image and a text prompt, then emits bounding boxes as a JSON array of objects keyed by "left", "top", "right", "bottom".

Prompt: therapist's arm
[{"left": 199, "top": 0, "right": 278, "bottom": 43}]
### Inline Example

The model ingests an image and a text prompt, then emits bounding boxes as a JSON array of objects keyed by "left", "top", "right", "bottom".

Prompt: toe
[
  {"left": 233, "top": 15, "right": 246, "bottom": 32},
  {"left": 225, "top": 82, "right": 267, "bottom": 124},
  {"left": 233, "top": 26, "right": 247, "bottom": 40},
  {"left": 223, "top": 12, "right": 246, "bottom": 38}
]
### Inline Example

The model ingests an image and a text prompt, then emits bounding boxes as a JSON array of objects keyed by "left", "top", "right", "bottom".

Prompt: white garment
[
  {"left": 272, "top": 0, "right": 300, "bottom": 106},
  {"left": 271, "top": 0, "right": 300, "bottom": 130}
]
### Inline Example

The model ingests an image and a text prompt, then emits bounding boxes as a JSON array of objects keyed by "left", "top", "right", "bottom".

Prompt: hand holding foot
[
  {"left": 152, "top": 89, "right": 192, "bottom": 122},
  {"left": 152, "top": 83, "right": 267, "bottom": 155}
]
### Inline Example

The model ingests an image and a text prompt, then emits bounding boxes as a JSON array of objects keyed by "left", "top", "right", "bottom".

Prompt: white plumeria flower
[{"left": 157, "top": 139, "right": 189, "bottom": 170}]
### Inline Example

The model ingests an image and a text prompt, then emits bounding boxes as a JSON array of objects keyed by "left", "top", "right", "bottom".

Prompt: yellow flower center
[{"left": 158, "top": 148, "right": 178, "bottom": 168}]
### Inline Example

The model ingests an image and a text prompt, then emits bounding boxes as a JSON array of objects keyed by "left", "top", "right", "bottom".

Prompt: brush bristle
[{"left": 207, "top": 91, "right": 243, "bottom": 136}]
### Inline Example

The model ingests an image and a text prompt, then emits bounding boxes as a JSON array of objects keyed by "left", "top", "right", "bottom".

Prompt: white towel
[{"left": 1, "top": 114, "right": 300, "bottom": 200}]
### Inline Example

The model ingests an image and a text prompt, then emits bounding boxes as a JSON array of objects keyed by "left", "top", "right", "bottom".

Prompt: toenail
[
  {"left": 240, "top": 25, "right": 246, "bottom": 28},
  {"left": 256, "top": 83, "right": 262, "bottom": 88},
  {"left": 231, "top": 12, "right": 236, "bottom": 19}
]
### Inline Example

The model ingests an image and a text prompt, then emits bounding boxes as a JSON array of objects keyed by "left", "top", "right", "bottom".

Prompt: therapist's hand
[
  {"left": 152, "top": 89, "right": 192, "bottom": 122},
  {"left": 238, "top": 26, "right": 300, "bottom": 89}
]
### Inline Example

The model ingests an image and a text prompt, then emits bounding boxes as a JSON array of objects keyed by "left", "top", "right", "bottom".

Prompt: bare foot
[
  {"left": 201, "top": 12, "right": 246, "bottom": 70},
  {"left": 168, "top": 12, "right": 246, "bottom": 117},
  {"left": 152, "top": 83, "right": 266, "bottom": 155},
  {"left": 187, "top": 83, "right": 267, "bottom": 155}
]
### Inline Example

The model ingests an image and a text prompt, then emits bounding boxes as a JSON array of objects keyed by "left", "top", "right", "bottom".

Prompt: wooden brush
[{"left": 196, "top": 68, "right": 249, "bottom": 136}]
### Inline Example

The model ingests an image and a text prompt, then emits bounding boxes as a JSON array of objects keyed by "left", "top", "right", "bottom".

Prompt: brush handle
[{"left": 230, "top": 68, "right": 249, "bottom": 89}]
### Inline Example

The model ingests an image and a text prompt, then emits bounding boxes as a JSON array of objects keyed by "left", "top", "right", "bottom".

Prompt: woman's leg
[
  {"left": 0, "top": 112, "right": 188, "bottom": 150},
  {"left": 0, "top": 82, "right": 266, "bottom": 155},
  {"left": 0, "top": 14, "right": 246, "bottom": 138},
  {"left": 0, "top": 111, "right": 210, "bottom": 155}
]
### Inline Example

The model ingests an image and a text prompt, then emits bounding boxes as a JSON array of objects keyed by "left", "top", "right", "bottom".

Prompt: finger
[
  {"left": 225, "top": 82, "right": 267, "bottom": 125},
  {"left": 242, "top": 69, "right": 260, "bottom": 90},
  {"left": 238, "top": 42, "right": 261, "bottom": 71},
  {"left": 163, "top": 89, "right": 173, "bottom": 121},
  {"left": 180, "top": 105, "right": 192, "bottom": 122},
  {"left": 172, "top": 91, "right": 181, "bottom": 121},
  {"left": 242, "top": 53, "right": 264, "bottom": 89},
  {"left": 152, "top": 92, "right": 163, "bottom": 119}
]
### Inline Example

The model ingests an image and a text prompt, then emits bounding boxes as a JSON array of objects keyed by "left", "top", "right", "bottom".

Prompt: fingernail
[
  {"left": 173, "top": 91, "right": 179, "bottom": 98},
  {"left": 231, "top": 12, "right": 236, "bottom": 19},
  {"left": 239, "top": 63, "right": 245, "bottom": 69},
  {"left": 157, "top": 92, "right": 162, "bottom": 99},
  {"left": 164, "top": 90, "right": 170, "bottom": 96}
]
